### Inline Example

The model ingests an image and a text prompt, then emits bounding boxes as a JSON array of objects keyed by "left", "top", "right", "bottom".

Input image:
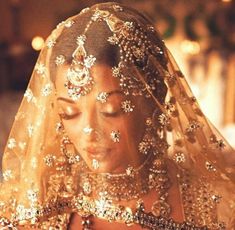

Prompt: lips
[{"left": 83, "top": 146, "right": 111, "bottom": 160}]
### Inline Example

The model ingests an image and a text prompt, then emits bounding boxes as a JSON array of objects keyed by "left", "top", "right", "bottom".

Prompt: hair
[
  {"left": 50, "top": 2, "right": 168, "bottom": 103},
  {"left": 50, "top": 9, "right": 120, "bottom": 83}
]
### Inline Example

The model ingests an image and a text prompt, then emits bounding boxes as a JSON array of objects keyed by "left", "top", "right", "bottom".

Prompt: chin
[{"left": 85, "top": 160, "right": 124, "bottom": 174}]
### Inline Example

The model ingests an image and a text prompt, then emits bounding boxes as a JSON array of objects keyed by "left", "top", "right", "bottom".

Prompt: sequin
[
  {"left": 83, "top": 181, "right": 92, "bottom": 195},
  {"left": 92, "top": 159, "right": 99, "bottom": 170},
  {"left": 41, "top": 83, "right": 52, "bottom": 96},
  {"left": 138, "top": 139, "right": 151, "bottom": 155},
  {"left": 55, "top": 122, "right": 63, "bottom": 133},
  {"left": 186, "top": 120, "right": 202, "bottom": 133},
  {"left": 64, "top": 20, "right": 75, "bottom": 28},
  {"left": 56, "top": 21, "right": 65, "bottom": 29},
  {"left": 84, "top": 55, "right": 96, "bottom": 68},
  {"left": 27, "top": 189, "right": 39, "bottom": 203},
  {"left": 173, "top": 152, "right": 186, "bottom": 163},
  {"left": 7, "top": 138, "right": 16, "bottom": 149},
  {"left": 31, "top": 157, "right": 38, "bottom": 169},
  {"left": 113, "top": 5, "right": 123, "bottom": 12},
  {"left": 96, "top": 92, "right": 109, "bottom": 103},
  {"left": 121, "top": 100, "right": 135, "bottom": 113},
  {"left": 145, "top": 117, "right": 152, "bottom": 126},
  {"left": 124, "top": 21, "right": 135, "bottom": 30},
  {"left": 80, "top": 7, "right": 90, "bottom": 14},
  {"left": 147, "top": 24, "right": 155, "bottom": 33},
  {"left": 151, "top": 199, "right": 171, "bottom": 217},
  {"left": 47, "top": 39, "right": 56, "bottom": 48},
  {"left": 164, "top": 101, "right": 176, "bottom": 114},
  {"left": 110, "top": 130, "right": 121, "bottom": 142},
  {"left": 44, "top": 154, "right": 56, "bottom": 167},
  {"left": 68, "top": 155, "right": 80, "bottom": 164},
  {"left": 112, "top": 65, "right": 122, "bottom": 78},
  {"left": 216, "top": 139, "right": 226, "bottom": 150},
  {"left": 126, "top": 166, "right": 134, "bottom": 176},
  {"left": 76, "top": 35, "right": 86, "bottom": 46},
  {"left": 133, "top": 47, "right": 145, "bottom": 59},
  {"left": 107, "top": 35, "right": 119, "bottom": 45},
  {"left": 211, "top": 194, "right": 222, "bottom": 203},
  {"left": 24, "top": 88, "right": 36, "bottom": 103},
  {"left": 158, "top": 113, "right": 170, "bottom": 126},
  {"left": 35, "top": 63, "right": 46, "bottom": 76},
  {"left": 55, "top": 55, "right": 65, "bottom": 66},
  {"left": 91, "top": 9, "right": 110, "bottom": 21},
  {"left": 209, "top": 134, "right": 226, "bottom": 150},
  {"left": 3, "top": 170, "right": 13, "bottom": 181},
  {"left": 27, "top": 124, "right": 34, "bottom": 137},
  {"left": 205, "top": 161, "right": 216, "bottom": 172}
]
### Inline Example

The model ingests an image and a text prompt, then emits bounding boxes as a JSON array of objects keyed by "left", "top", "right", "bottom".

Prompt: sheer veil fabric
[{"left": 0, "top": 2, "right": 235, "bottom": 229}]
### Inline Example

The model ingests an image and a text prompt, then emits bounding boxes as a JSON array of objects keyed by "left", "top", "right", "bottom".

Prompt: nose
[
  {"left": 82, "top": 125, "right": 102, "bottom": 141},
  {"left": 81, "top": 108, "right": 102, "bottom": 142}
]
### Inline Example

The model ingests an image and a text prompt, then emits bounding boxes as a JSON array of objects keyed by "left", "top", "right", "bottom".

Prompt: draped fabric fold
[{"left": 0, "top": 2, "right": 234, "bottom": 229}]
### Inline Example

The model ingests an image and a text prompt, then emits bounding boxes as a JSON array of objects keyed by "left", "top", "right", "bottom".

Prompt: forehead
[{"left": 55, "top": 64, "right": 121, "bottom": 98}]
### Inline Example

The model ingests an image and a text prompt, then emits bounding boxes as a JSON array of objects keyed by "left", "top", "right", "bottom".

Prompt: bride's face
[{"left": 56, "top": 64, "right": 152, "bottom": 173}]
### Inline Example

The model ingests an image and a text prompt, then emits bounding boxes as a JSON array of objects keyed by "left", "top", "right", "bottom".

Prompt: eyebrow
[
  {"left": 57, "top": 90, "right": 124, "bottom": 103},
  {"left": 57, "top": 97, "right": 76, "bottom": 104},
  {"left": 108, "top": 90, "right": 124, "bottom": 96}
]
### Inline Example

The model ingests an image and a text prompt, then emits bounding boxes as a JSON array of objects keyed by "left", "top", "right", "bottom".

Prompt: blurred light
[
  {"left": 190, "top": 83, "right": 200, "bottom": 98},
  {"left": 10, "top": 0, "right": 21, "bottom": 6},
  {"left": 222, "top": 124, "right": 235, "bottom": 148},
  {"left": 180, "top": 40, "right": 200, "bottom": 55},
  {"left": 31, "top": 36, "right": 44, "bottom": 51},
  {"left": 8, "top": 44, "right": 27, "bottom": 57},
  {"left": 221, "top": 0, "right": 231, "bottom": 2}
]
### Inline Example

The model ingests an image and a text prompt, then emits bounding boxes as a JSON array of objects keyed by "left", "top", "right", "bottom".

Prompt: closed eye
[
  {"left": 100, "top": 111, "right": 122, "bottom": 117},
  {"left": 59, "top": 112, "right": 81, "bottom": 120}
]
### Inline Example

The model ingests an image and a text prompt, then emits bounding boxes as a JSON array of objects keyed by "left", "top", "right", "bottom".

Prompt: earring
[
  {"left": 138, "top": 117, "right": 156, "bottom": 155},
  {"left": 138, "top": 107, "right": 165, "bottom": 156},
  {"left": 59, "top": 121, "right": 80, "bottom": 164},
  {"left": 151, "top": 107, "right": 170, "bottom": 154}
]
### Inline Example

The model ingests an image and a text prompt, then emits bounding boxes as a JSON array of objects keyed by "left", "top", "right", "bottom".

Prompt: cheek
[
  {"left": 62, "top": 120, "right": 81, "bottom": 143},
  {"left": 115, "top": 114, "right": 146, "bottom": 152},
  {"left": 61, "top": 112, "right": 146, "bottom": 150}
]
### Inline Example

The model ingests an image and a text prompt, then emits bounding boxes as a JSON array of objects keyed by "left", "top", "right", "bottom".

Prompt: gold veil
[{"left": 0, "top": 2, "right": 235, "bottom": 229}]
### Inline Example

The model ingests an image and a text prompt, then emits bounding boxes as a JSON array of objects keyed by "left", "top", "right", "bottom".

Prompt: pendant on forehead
[{"left": 65, "top": 35, "right": 96, "bottom": 100}]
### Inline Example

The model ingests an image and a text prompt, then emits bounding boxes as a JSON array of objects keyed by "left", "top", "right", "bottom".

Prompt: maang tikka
[{"left": 65, "top": 35, "right": 96, "bottom": 101}]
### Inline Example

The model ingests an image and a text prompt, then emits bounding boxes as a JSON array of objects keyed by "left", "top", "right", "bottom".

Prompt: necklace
[
  {"left": 79, "top": 153, "right": 155, "bottom": 201},
  {"left": 78, "top": 153, "right": 171, "bottom": 217}
]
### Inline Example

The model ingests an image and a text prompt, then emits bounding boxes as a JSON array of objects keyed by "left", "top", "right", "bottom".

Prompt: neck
[{"left": 78, "top": 153, "right": 167, "bottom": 202}]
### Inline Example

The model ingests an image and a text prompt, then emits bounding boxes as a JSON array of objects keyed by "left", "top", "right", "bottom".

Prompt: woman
[{"left": 0, "top": 2, "right": 235, "bottom": 229}]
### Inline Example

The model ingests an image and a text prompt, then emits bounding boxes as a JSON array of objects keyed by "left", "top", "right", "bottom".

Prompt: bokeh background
[{"left": 0, "top": 0, "right": 235, "bottom": 153}]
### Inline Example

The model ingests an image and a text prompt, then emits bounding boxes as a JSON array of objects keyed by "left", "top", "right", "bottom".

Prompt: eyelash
[
  {"left": 59, "top": 112, "right": 81, "bottom": 120},
  {"left": 100, "top": 111, "right": 122, "bottom": 117},
  {"left": 59, "top": 109, "right": 123, "bottom": 120}
]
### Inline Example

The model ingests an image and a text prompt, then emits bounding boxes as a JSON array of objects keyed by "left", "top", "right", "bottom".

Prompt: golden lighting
[
  {"left": 180, "top": 40, "right": 200, "bottom": 55},
  {"left": 221, "top": 0, "right": 231, "bottom": 2},
  {"left": 31, "top": 36, "right": 44, "bottom": 51}
]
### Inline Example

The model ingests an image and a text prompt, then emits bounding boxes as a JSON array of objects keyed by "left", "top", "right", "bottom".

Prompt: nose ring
[
  {"left": 83, "top": 126, "right": 93, "bottom": 134},
  {"left": 83, "top": 126, "right": 103, "bottom": 141}
]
